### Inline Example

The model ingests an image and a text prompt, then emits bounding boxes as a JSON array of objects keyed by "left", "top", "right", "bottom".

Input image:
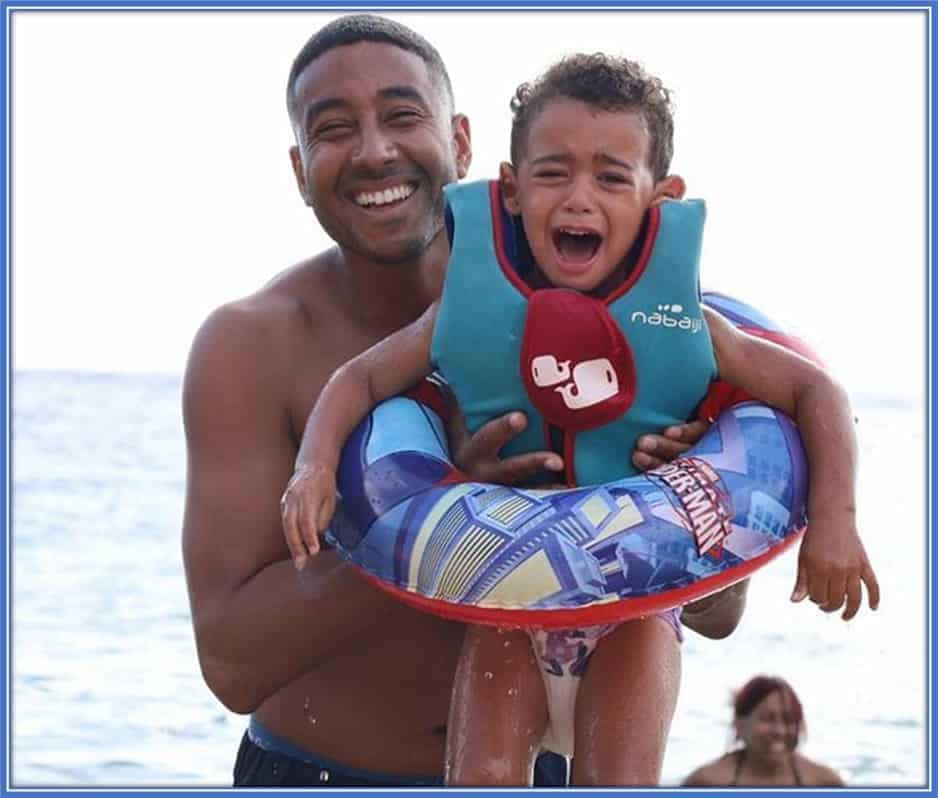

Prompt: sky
[{"left": 9, "top": 9, "right": 928, "bottom": 400}]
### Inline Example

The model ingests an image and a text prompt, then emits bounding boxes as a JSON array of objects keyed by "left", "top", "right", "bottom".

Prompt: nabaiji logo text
[
  {"left": 650, "top": 457, "right": 732, "bottom": 558},
  {"left": 629, "top": 303, "right": 704, "bottom": 333}
]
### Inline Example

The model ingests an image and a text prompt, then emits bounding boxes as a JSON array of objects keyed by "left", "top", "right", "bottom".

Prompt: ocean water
[{"left": 9, "top": 371, "right": 928, "bottom": 787}]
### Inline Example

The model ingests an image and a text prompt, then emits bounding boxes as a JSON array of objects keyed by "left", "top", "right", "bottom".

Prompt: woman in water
[{"left": 682, "top": 675, "right": 845, "bottom": 787}]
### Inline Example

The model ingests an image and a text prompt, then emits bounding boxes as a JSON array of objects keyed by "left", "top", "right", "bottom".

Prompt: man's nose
[{"left": 352, "top": 121, "right": 398, "bottom": 167}]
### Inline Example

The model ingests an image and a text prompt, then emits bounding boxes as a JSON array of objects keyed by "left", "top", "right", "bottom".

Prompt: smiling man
[
  {"left": 182, "top": 16, "right": 571, "bottom": 787},
  {"left": 182, "top": 14, "right": 738, "bottom": 788}
]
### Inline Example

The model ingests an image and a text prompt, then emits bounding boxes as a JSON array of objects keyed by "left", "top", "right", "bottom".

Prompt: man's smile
[{"left": 353, "top": 182, "right": 417, "bottom": 209}]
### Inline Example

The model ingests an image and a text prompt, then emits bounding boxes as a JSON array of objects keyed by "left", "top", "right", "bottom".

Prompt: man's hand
[
  {"left": 681, "top": 579, "right": 750, "bottom": 639},
  {"left": 632, "top": 417, "right": 751, "bottom": 639},
  {"left": 446, "top": 395, "right": 563, "bottom": 485},
  {"left": 791, "top": 518, "right": 880, "bottom": 620},
  {"left": 631, "top": 420, "right": 711, "bottom": 471}
]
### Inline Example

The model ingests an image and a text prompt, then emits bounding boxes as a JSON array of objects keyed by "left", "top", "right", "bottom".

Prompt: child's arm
[
  {"left": 281, "top": 302, "right": 438, "bottom": 569},
  {"left": 704, "top": 307, "right": 880, "bottom": 620}
]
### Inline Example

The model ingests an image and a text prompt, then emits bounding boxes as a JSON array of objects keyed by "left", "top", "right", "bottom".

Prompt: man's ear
[
  {"left": 499, "top": 161, "right": 522, "bottom": 215},
  {"left": 289, "top": 146, "right": 312, "bottom": 207},
  {"left": 650, "top": 174, "right": 687, "bottom": 206},
  {"left": 452, "top": 114, "right": 472, "bottom": 179}
]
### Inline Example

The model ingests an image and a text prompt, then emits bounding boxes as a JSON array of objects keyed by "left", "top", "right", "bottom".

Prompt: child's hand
[
  {"left": 790, "top": 518, "right": 880, "bottom": 620},
  {"left": 280, "top": 464, "right": 337, "bottom": 571}
]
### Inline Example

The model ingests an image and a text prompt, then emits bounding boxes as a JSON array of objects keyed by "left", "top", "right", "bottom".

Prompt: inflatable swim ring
[{"left": 326, "top": 293, "right": 811, "bottom": 629}]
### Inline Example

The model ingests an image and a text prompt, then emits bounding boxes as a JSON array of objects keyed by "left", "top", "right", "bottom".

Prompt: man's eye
[
  {"left": 314, "top": 121, "right": 352, "bottom": 138},
  {"left": 388, "top": 109, "right": 421, "bottom": 124}
]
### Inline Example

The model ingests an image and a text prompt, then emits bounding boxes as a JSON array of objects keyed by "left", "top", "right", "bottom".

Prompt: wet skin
[
  {"left": 184, "top": 39, "right": 746, "bottom": 782},
  {"left": 183, "top": 41, "right": 471, "bottom": 776}
]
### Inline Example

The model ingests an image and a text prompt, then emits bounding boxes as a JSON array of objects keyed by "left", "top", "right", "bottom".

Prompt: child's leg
[
  {"left": 572, "top": 616, "right": 681, "bottom": 786},
  {"left": 445, "top": 624, "right": 549, "bottom": 786}
]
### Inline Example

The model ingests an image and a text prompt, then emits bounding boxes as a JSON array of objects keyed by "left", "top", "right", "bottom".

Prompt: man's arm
[
  {"left": 283, "top": 303, "right": 440, "bottom": 565},
  {"left": 181, "top": 302, "right": 396, "bottom": 714},
  {"left": 633, "top": 419, "right": 750, "bottom": 639},
  {"left": 679, "top": 579, "right": 749, "bottom": 639}
]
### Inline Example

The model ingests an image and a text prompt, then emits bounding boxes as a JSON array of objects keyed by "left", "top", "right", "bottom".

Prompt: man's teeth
[{"left": 355, "top": 185, "right": 414, "bottom": 207}]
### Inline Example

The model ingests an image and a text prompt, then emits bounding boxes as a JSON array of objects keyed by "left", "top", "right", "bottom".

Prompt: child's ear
[
  {"left": 650, "top": 174, "right": 686, "bottom": 206},
  {"left": 499, "top": 161, "right": 522, "bottom": 215},
  {"left": 452, "top": 114, "right": 472, "bottom": 180}
]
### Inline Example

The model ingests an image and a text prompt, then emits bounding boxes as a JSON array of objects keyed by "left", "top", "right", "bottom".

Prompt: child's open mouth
[{"left": 552, "top": 227, "right": 602, "bottom": 271}]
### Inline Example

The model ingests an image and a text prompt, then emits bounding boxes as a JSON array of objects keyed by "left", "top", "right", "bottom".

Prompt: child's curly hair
[{"left": 509, "top": 53, "right": 675, "bottom": 181}]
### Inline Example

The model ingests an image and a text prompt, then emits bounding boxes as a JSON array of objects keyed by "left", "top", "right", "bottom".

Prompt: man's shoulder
[
  {"left": 185, "top": 251, "right": 338, "bottom": 385},
  {"left": 200, "top": 253, "right": 336, "bottom": 347}
]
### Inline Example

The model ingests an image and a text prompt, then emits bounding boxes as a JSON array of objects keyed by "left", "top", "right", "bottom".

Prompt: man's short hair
[
  {"left": 509, "top": 53, "right": 674, "bottom": 181},
  {"left": 286, "top": 14, "right": 454, "bottom": 118}
]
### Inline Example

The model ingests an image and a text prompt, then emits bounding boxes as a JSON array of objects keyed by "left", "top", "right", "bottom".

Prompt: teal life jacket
[{"left": 431, "top": 179, "right": 717, "bottom": 486}]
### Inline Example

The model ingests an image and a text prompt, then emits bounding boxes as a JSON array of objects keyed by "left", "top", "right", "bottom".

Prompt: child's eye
[
  {"left": 534, "top": 170, "right": 566, "bottom": 179},
  {"left": 599, "top": 173, "right": 630, "bottom": 185}
]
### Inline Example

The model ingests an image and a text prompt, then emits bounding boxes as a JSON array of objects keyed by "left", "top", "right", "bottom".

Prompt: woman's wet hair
[
  {"left": 508, "top": 53, "right": 674, "bottom": 181},
  {"left": 733, "top": 675, "right": 806, "bottom": 744}
]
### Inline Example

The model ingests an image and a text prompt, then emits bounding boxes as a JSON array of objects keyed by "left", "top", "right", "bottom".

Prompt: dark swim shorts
[{"left": 233, "top": 717, "right": 569, "bottom": 787}]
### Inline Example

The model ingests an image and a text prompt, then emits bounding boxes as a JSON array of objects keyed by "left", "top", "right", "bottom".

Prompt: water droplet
[
  {"left": 319, "top": 770, "right": 330, "bottom": 782},
  {"left": 304, "top": 696, "right": 310, "bottom": 710},
  {"left": 507, "top": 687, "right": 518, "bottom": 696},
  {"left": 483, "top": 671, "right": 493, "bottom": 680},
  {"left": 308, "top": 715, "right": 317, "bottom": 725},
  {"left": 503, "top": 640, "right": 511, "bottom": 648}
]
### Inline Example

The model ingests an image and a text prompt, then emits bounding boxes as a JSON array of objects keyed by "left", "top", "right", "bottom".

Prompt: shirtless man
[{"left": 182, "top": 14, "right": 739, "bottom": 788}]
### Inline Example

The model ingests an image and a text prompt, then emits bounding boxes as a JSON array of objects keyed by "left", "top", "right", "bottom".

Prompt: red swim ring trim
[{"left": 353, "top": 527, "right": 803, "bottom": 630}]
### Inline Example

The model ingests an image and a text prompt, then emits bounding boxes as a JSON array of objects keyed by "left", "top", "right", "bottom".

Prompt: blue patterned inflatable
[{"left": 326, "top": 294, "right": 810, "bottom": 628}]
